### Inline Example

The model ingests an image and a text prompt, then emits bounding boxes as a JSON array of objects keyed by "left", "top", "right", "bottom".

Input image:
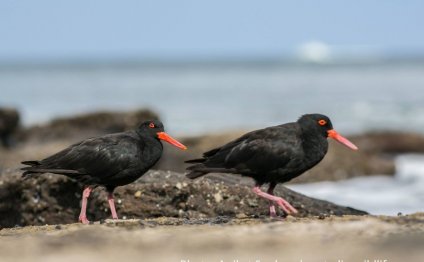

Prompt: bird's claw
[
  {"left": 269, "top": 207, "right": 285, "bottom": 220},
  {"left": 275, "top": 198, "right": 298, "bottom": 215},
  {"left": 79, "top": 216, "right": 90, "bottom": 225}
]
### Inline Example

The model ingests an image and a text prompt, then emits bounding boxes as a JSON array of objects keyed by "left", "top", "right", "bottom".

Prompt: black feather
[
  {"left": 21, "top": 160, "right": 41, "bottom": 166},
  {"left": 184, "top": 158, "right": 205, "bottom": 164}
]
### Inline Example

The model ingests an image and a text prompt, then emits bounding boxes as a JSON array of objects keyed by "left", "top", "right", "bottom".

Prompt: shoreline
[{"left": 1, "top": 214, "right": 423, "bottom": 261}]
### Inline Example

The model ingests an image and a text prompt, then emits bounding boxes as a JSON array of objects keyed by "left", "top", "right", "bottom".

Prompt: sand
[{"left": 1, "top": 213, "right": 423, "bottom": 262}]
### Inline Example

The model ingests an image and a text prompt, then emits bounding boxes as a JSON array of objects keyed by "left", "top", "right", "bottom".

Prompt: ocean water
[
  {"left": 288, "top": 154, "right": 424, "bottom": 215},
  {"left": 1, "top": 61, "right": 424, "bottom": 136}
]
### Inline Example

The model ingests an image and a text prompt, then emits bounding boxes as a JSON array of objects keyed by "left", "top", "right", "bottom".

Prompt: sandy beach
[{"left": 1, "top": 214, "right": 423, "bottom": 262}]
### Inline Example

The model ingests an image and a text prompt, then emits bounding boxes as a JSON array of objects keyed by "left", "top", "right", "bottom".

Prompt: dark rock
[
  {"left": 0, "top": 107, "right": 20, "bottom": 148},
  {"left": 19, "top": 109, "right": 159, "bottom": 143},
  {"left": 351, "top": 131, "right": 424, "bottom": 154},
  {"left": 0, "top": 170, "right": 367, "bottom": 228}
]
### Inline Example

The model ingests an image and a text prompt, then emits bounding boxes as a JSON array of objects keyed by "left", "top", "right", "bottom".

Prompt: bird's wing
[
  {"left": 201, "top": 128, "right": 263, "bottom": 158},
  {"left": 202, "top": 124, "right": 302, "bottom": 173},
  {"left": 39, "top": 133, "right": 141, "bottom": 178},
  {"left": 185, "top": 130, "right": 258, "bottom": 164}
]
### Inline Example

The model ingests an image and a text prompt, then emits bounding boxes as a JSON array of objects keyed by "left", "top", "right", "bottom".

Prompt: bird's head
[
  {"left": 138, "top": 120, "right": 187, "bottom": 150},
  {"left": 298, "top": 114, "right": 358, "bottom": 150}
]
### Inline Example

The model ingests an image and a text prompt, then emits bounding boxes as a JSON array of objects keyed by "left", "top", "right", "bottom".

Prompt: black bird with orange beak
[
  {"left": 186, "top": 114, "right": 357, "bottom": 217},
  {"left": 22, "top": 120, "right": 187, "bottom": 224}
]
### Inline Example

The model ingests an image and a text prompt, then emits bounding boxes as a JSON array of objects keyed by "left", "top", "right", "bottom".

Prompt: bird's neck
[
  {"left": 136, "top": 132, "right": 163, "bottom": 156},
  {"left": 135, "top": 131, "right": 162, "bottom": 146}
]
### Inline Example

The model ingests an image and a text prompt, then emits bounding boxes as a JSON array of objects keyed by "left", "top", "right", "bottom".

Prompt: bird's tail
[
  {"left": 185, "top": 158, "right": 210, "bottom": 179},
  {"left": 185, "top": 162, "right": 235, "bottom": 179},
  {"left": 21, "top": 160, "right": 41, "bottom": 166},
  {"left": 186, "top": 155, "right": 239, "bottom": 179},
  {"left": 21, "top": 160, "right": 80, "bottom": 178},
  {"left": 184, "top": 158, "right": 205, "bottom": 164},
  {"left": 186, "top": 169, "right": 209, "bottom": 179},
  {"left": 21, "top": 160, "right": 42, "bottom": 178}
]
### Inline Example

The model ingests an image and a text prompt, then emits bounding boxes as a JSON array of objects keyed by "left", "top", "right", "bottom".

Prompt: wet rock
[
  {"left": 351, "top": 131, "right": 424, "bottom": 154},
  {"left": 0, "top": 170, "right": 366, "bottom": 228},
  {"left": 19, "top": 108, "right": 159, "bottom": 143},
  {"left": 0, "top": 107, "right": 20, "bottom": 148},
  {"left": 213, "top": 192, "right": 223, "bottom": 203},
  {"left": 134, "top": 191, "right": 142, "bottom": 198}
]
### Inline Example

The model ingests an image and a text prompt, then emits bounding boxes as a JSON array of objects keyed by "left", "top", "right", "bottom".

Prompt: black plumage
[
  {"left": 22, "top": 120, "right": 186, "bottom": 223},
  {"left": 186, "top": 114, "right": 358, "bottom": 217}
]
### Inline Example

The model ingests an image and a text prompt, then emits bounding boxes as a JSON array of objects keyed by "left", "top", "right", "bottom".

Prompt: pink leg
[
  {"left": 79, "top": 187, "right": 92, "bottom": 224},
  {"left": 108, "top": 192, "right": 118, "bottom": 219},
  {"left": 267, "top": 183, "right": 277, "bottom": 217},
  {"left": 253, "top": 185, "right": 298, "bottom": 215},
  {"left": 269, "top": 205, "right": 277, "bottom": 217}
]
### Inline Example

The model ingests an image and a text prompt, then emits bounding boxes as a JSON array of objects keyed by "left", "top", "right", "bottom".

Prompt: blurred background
[{"left": 1, "top": 1, "right": 424, "bottom": 217}]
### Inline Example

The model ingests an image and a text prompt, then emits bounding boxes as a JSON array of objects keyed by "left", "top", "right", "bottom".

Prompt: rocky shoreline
[
  {"left": 0, "top": 214, "right": 423, "bottom": 261},
  {"left": 0, "top": 170, "right": 367, "bottom": 228}
]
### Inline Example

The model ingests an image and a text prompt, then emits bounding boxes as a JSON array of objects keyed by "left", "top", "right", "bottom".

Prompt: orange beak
[
  {"left": 157, "top": 132, "right": 187, "bottom": 150},
  {"left": 327, "top": 129, "right": 358, "bottom": 151}
]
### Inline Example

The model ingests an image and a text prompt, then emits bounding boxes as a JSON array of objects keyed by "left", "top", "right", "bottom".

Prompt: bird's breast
[{"left": 140, "top": 141, "right": 163, "bottom": 166}]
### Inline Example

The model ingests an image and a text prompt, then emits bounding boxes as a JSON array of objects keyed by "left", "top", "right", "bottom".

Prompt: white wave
[
  {"left": 297, "top": 41, "right": 331, "bottom": 63},
  {"left": 287, "top": 154, "right": 424, "bottom": 215}
]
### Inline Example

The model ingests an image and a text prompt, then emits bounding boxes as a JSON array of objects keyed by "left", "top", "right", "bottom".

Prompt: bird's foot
[
  {"left": 252, "top": 186, "right": 298, "bottom": 216},
  {"left": 79, "top": 216, "right": 90, "bottom": 225},
  {"left": 269, "top": 206, "right": 284, "bottom": 220},
  {"left": 274, "top": 197, "right": 298, "bottom": 215},
  {"left": 269, "top": 205, "right": 277, "bottom": 218},
  {"left": 268, "top": 204, "right": 293, "bottom": 219}
]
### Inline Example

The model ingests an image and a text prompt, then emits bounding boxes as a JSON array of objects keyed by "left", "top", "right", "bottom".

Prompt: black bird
[
  {"left": 22, "top": 120, "right": 187, "bottom": 224},
  {"left": 186, "top": 114, "right": 358, "bottom": 217}
]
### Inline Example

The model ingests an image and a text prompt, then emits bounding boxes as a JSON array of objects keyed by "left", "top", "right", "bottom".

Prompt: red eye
[
  {"left": 318, "top": 120, "right": 327, "bottom": 126},
  {"left": 149, "top": 123, "right": 155, "bottom": 128}
]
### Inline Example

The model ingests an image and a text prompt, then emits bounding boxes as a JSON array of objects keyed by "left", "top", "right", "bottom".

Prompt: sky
[{"left": 1, "top": 0, "right": 424, "bottom": 61}]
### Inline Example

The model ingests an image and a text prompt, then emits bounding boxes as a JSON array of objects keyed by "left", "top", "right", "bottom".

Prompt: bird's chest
[
  {"left": 272, "top": 139, "right": 328, "bottom": 182},
  {"left": 109, "top": 144, "right": 162, "bottom": 186},
  {"left": 303, "top": 142, "right": 328, "bottom": 167},
  {"left": 139, "top": 143, "right": 163, "bottom": 168}
]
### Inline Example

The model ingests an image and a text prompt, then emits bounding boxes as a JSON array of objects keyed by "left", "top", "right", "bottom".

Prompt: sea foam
[{"left": 288, "top": 154, "right": 424, "bottom": 215}]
